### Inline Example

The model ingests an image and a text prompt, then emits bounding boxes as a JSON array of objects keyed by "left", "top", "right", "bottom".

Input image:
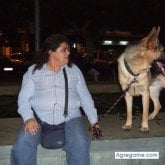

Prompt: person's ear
[{"left": 48, "top": 50, "right": 54, "bottom": 55}]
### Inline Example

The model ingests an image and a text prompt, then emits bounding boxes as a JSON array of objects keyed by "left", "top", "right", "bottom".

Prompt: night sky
[{"left": 1, "top": 0, "right": 165, "bottom": 41}]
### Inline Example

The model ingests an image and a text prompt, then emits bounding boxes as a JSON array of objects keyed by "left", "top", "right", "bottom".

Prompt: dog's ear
[
  {"left": 148, "top": 26, "right": 160, "bottom": 39},
  {"left": 140, "top": 26, "right": 160, "bottom": 50}
]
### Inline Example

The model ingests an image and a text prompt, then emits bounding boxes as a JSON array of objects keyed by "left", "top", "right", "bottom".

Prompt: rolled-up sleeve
[{"left": 18, "top": 70, "right": 35, "bottom": 122}]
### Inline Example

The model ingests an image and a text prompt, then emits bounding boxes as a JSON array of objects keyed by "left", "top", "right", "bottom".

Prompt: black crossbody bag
[{"left": 34, "top": 67, "right": 68, "bottom": 149}]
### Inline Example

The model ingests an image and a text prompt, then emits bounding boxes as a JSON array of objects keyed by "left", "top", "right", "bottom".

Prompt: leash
[
  {"left": 92, "top": 60, "right": 165, "bottom": 139},
  {"left": 98, "top": 77, "right": 137, "bottom": 122},
  {"left": 98, "top": 60, "right": 165, "bottom": 122}
]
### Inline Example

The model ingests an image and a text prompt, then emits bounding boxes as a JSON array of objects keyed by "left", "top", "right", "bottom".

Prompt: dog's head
[
  {"left": 140, "top": 26, "right": 164, "bottom": 62},
  {"left": 121, "top": 27, "right": 165, "bottom": 75}
]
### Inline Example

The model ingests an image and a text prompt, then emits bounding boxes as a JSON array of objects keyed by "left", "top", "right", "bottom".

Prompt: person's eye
[{"left": 63, "top": 48, "right": 70, "bottom": 52}]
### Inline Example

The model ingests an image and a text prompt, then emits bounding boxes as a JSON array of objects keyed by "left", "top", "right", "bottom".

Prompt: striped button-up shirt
[{"left": 18, "top": 64, "right": 98, "bottom": 125}]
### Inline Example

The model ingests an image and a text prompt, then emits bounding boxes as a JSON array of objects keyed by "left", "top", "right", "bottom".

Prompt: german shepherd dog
[{"left": 117, "top": 27, "right": 164, "bottom": 132}]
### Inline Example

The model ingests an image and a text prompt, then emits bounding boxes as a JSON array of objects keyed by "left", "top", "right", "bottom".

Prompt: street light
[{"left": 35, "top": 0, "right": 40, "bottom": 53}]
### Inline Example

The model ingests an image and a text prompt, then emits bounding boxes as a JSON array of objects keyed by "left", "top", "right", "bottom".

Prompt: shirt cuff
[{"left": 22, "top": 113, "right": 34, "bottom": 123}]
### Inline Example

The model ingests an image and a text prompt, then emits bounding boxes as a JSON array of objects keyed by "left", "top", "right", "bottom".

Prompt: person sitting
[{"left": 10, "top": 34, "right": 101, "bottom": 165}]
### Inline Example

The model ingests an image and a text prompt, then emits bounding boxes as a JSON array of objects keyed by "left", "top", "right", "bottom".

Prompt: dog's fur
[{"left": 117, "top": 27, "right": 164, "bottom": 132}]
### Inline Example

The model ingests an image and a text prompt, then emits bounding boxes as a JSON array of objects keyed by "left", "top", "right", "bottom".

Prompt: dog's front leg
[
  {"left": 141, "top": 93, "right": 149, "bottom": 132},
  {"left": 123, "top": 93, "right": 133, "bottom": 130}
]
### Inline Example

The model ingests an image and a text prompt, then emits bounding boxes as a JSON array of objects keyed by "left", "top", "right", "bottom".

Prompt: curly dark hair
[{"left": 33, "top": 34, "right": 72, "bottom": 73}]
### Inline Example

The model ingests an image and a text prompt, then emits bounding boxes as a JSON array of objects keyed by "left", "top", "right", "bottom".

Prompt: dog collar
[{"left": 124, "top": 58, "right": 139, "bottom": 77}]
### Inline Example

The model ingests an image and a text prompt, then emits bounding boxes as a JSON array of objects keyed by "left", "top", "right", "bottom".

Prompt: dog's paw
[
  {"left": 122, "top": 125, "right": 131, "bottom": 131},
  {"left": 148, "top": 114, "right": 154, "bottom": 120},
  {"left": 140, "top": 127, "right": 149, "bottom": 133},
  {"left": 149, "top": 113, "right": 157, "bottom": 120}
]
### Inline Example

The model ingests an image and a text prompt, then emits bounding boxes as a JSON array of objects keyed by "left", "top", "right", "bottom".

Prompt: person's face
[{"left": 51, "top": 42, "right": 70, "bottom": 66}]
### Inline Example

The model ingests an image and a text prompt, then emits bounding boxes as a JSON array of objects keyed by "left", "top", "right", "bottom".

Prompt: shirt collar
[{"left": 43, "top": 64, "right": 67, "bottom": 74}]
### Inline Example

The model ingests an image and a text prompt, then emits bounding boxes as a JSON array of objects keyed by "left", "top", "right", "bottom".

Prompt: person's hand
[
  {"left": 89, "top": 122, "right": 102, "bottom": 139},
  {"left": 24, "top": 118, "right": 40, "bottom": 135}
]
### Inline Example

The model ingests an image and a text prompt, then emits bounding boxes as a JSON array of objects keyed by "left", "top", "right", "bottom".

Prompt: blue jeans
[{"left": 10, "top": 117, "right": 90, "bottom": 165}]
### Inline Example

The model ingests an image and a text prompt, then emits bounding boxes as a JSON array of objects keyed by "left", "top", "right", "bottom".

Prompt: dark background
[
  {"left": 0, "top": 0, "right": 165, "bottom": 118},
  {"left": 1, "top": 0, "right": 165, "bottom": 42}
]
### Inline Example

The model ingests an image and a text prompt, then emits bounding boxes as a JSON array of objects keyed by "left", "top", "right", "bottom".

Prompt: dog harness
[{"left": 124, "top": 58, "right": 140, "bottom": 77}]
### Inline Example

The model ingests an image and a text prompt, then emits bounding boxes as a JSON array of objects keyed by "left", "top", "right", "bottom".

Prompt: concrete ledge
[
  {"left": 88, "top": 84, "right": 121, "bottom": 93},
  {"left": 0, "top": 85, "right": 20, "bottom": 96},
  {"left": 0, "top": 137, "right": 164, "bottom": 165}
]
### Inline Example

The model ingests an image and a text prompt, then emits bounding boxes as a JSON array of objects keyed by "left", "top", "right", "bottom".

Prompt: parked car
[
  {"left": 9, "top": 52, "right": 33, "bottom": 64},
  {"left": 9, "top": 53, "right": 26, "bottom": 64},
  {"left": 0, "top": 55, "right": 15, "bottom": 77},
  {"left": 9, "top": 52, "right": 33, "bottom": 74}
]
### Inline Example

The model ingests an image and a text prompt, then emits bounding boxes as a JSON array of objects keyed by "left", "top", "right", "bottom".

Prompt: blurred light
[
  {"left": 102, "top": 40, "right": 113, "bottom": 45},
  {"left": 119, "top": 41, "right": 129, "bottom": 45},
  {"left": 73, "top": 43, "right": 76, "bottom": 48},
  {"left": 3, "top": 67, "right": 14, "bottom": 71}
]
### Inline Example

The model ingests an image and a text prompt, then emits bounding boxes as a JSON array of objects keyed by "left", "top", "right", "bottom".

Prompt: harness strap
[{"left": 124, "top": 58, "right": 139, "bottom": 77}]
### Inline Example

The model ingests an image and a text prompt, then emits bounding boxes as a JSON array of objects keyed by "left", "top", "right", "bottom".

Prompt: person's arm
[
  {"left": 18, "top": 70, "right": 35, "bottom": 122},
  {"left": 75, "top": 66, "right": 98, "bottom": 125},
  {"left": 18, "top": 68, "right": 40, "bottom": 135},
  {"left": 75, "top": 66, "right": 102, "bottom": 138}
]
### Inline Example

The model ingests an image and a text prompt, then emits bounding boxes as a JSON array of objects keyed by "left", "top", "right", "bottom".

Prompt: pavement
[{"left": 0, "top": 81, "right": 164, "bottom": 146}]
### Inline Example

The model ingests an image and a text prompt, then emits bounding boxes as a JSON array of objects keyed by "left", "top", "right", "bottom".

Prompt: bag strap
[
  {"left": 63, "top": 67, "right": 68, "bottom": 117},
  {"left": 33, "top": 68, "right": 68, "bottom": 122}
]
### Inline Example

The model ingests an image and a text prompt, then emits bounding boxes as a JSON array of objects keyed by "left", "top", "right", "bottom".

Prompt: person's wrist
[{"left": 91, "top": 122, "right": 99, "bottom": 127}]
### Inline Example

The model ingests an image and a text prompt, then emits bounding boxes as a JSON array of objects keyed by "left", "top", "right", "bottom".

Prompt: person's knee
[
  {"left": 11, "top": 144, "right": 37, "bottom": 165},
  {"left": 65, "top": 135, "right": 90, "bottom": 154},
  {"left": 12, "top": 132, "right": 40, "bottom": 156},
  {"left": 76, "top": 136, "right": 90, "bottom": 153}
]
